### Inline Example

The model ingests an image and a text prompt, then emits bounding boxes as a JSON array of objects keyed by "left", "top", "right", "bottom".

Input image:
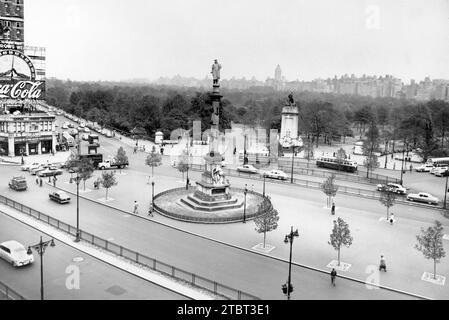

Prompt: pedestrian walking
[
  {"left": 379, "top": 255, "right": 387, "bottom": 272},
  {"left": 410, "top": 164, "right": 413, "bottom": 172},
  {"left": 389, "top": 213, "right": 395, "bottom": 225},
  {"left": 53, "top": 176, "right": 57, "bottom": 187},
  {"left": 36, "top": 177, "right": 39, "bottom": 185},
  {"left": 133, "top": 200, "right": 139, "bottom": 214},
  {"left": 330, "top": 268, "right": 337, "bottom": 286},
  {"left": 148, "top": 203, "right": 154, "bottom": 216},
  {"left": 331, "top": 202, "right": 335, "bottom": 215},
  {"left": 39, "top": 178, "right": 43, "bottom": 187},
  {"left": 393, "top": 163, "right": 396, "bottom": 170}
]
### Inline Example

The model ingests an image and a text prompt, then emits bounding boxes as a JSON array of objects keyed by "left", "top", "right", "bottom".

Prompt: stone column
[
  {"left": 38, "top": 141, "right": 42, "bottom": 155},
  {"left": 25, "top": 142, "right": 29, "bottom": 155},
  {"left": 8, "top": 136, "right": 14, "bottom": 157}
]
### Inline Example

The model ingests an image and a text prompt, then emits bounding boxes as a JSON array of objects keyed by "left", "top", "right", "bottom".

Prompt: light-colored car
[
  {"left": 430, "top": 164, "right": 449, "bottom": 175},
  {"left": 62, "top": 123, "right": 69, "bottom": 129},
  {"left": 263, "top": 169, "right": 288, "bottom": 180},
  {"left": 49, "top": 191, "right": 71, "bottom": 204},
  {"left": 434, "top": 167, "right": 449, "bottom": 177},
  {"left": 30, "top": 166, "right": 46, "bottom": 175},
  {"left": 406, "top": 192, "right": 439, "bottom": 205},
  {"left": 376, "top": 183, "right": 407, "bottom": 195},
  {"left": 38, "top": 168, "right": 63, "bottom": 177},
  {"left": 0, "top": 240, "right": 34, "bottom": 267},
  {"left": 84, "top": 127, "right": 91, "bottom": 133},
  {"left": 237, "top": 164, "right": 259, "bottom": 174},
  {"left": 21, "top": 162, "right": 41, "bottom": 171},
  {"left": 415, "top": 164, "right": 434, "bottom": 172},
  {"left": 81, "top": 133, "right": 89, "bottom": 141}
]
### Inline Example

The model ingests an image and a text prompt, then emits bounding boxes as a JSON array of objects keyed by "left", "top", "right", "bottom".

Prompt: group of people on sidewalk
[
  {"left": 132, "top": 200, "right": 154, "bottom": 217},
  {"left": 330, "top": 255, "right": 388, "bottom": 286}
]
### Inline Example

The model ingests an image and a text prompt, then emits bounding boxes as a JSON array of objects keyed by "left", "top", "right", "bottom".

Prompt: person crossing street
[{"left": 330, "top": 268, "right": 337, "bottom": 286}]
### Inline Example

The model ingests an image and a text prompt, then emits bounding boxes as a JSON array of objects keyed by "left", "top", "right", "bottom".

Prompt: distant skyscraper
[{"left": 275, "top": 64, "right": 282, "bottom": 82}]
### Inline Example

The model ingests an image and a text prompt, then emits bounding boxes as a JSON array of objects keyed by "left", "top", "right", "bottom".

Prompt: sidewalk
[
  {"left": 1, "top": 151, "right": 71, "bottom": 166},
  {"left": 53, "top": 168, "right": 449, "bottom": 299},
  {"left": 0, "top": 202, "right": 215, "bottom": 300}
]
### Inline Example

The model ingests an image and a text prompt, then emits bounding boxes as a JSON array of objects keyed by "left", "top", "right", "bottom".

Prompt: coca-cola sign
[
  {"left": 0, "top": 81, "right": 45, "bottom": 99},
  {"left": 0, "top": 49, "right": 45, "bottom": 100}
]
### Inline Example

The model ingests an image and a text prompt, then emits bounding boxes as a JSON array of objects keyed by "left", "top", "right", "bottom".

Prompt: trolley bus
[
  {"left": 316, "top": 157, "right": 358, "bottom": 173},
  {"left": 426, "top": 157, "right": 449, "bottom": 166}
]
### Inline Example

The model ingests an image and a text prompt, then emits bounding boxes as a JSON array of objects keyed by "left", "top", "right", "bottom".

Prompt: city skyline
[{"left": 25, "top": 0, "right": 449, "bottom": 83}]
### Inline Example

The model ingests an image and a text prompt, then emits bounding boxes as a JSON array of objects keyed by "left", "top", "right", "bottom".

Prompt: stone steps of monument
[
  {"left": 186, "top": 195, "right": 239, "bottom": 207},
  {"left": 179, "top": 198, "right": 244, "bottom": 212}
]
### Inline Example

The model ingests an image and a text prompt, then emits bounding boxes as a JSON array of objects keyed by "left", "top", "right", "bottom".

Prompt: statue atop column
[
  {"left": 211, "top": 59, "right": 222, "bottom": 85},
  {"left": 287, "top": 92, "right": 295, "bottom": 106}
]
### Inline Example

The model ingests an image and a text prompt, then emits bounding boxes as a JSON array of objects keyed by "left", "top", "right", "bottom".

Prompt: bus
[
  {"left": 316, "top": 157, "right": 358, "bottom": 173},
  {"left": 426, "top": 157, "right": 449, "bottom": 166}
]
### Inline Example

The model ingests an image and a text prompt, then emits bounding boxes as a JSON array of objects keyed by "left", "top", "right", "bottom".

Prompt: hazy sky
[{"left": 25, "top": 0, "right": 449, "bottom": 82}]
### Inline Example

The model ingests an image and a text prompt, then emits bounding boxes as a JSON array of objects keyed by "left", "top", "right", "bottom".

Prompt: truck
[
  {"left": 98, "top": 157, "right": 129, "bottom": 170},
  {"left": 62, "top": 131, "right": 75, "bottom": 147},
  {"left": 9, "top": 177, "right": 27, "bottom": 191},
  {"left": 79, "top": 153, "right": 104, "bottom": 168}
]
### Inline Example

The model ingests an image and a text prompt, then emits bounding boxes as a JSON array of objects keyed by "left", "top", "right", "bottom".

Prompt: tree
[
  {"left": 335, "top": 148, "right": 347, "bottom": 171},
  {"left": 321, "top": 174, "right": 339, "bottom": 208},
  {"left": 145, "top": 145, "right": 162, "bottom": 177},
  {"left": 115, "top": 146, "right": 129, "bottom": 174},
  {"left": 177, "top": 149, "right": 190, "bottom": 181},
  {"left": 362, "top": 121, "right": 380, "bottom": 178},
  {"left": 328, "top": 217, "right": 353, "bottom": 266},
  {"left": 100, "top": 171, "right": 118, "bottom": 200},
  {"left": 78, "top": 158, "right": 95, "bottom": 191},
  {"left": 379, "top": 187, "right": 396, "bottom": 220},
  {"left": 253, "top": 197, "right": 279, "bottom": 248},
  {"left": 415, "top": 220, "right": 446, "bottom": 279}
]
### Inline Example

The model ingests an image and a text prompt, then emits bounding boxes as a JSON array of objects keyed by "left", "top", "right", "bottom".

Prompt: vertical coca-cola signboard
[{"left": 0, "top": 49, "right": 45, "bottom": 103}]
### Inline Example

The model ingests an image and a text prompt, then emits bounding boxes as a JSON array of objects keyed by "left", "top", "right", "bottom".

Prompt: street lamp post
[
  {"left": 243, "top": 184, "right": 248, "bottom": 223},
  {"left": 151, "top": 180, "right": 155, "bottom": 207},
  {"left": 444, "top": 174, "right": 449, "bottom": 209},
  {"left": 400, "top": 149, "right": 405, "bottom": 185},
  {"left": 75, "top": 172, "right": 81, "bottom": 242},
  {"left": 283, "top": 226, "right": 299, "bottom": 300},
  {"left": 27, "top": 236, "right": 55, "bottom": 300},
  {"left": 263, "top": 174, "right": 266, "bottom": 197},
  {"left": 290, "top": 145, "right": 296, "bottom": 184}
]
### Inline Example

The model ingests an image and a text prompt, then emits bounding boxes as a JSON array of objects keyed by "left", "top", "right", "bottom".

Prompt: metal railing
[
  {"left": 0, "top": 195, "right": 259, "bottom": 300},
  {"left": 277, "top": 158, "right": 400, "bottom": 185},
  {"left": 0, "top": 280, "right": 26, "bottom": 300},
  {"left": 188, "top": 164, "right": 441, "bottom": 210},
  {"left": 153, "top": 187, "right": 272, "bottom": 224}
]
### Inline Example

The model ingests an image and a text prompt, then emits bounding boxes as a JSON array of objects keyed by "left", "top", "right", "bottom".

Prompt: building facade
[
  {"left": 0, "top": 112, "right": 56, "bottom": 156},
  {"left": 0, "top": 0, "right": 24, "bottom": 49}
]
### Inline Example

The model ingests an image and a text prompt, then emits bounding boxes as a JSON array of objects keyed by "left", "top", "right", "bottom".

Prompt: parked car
[
  {"left": 30, "top": 166, "right": 46, "bottom": 175},
  {"left": 263, "top": 169, "right": 288, "bottom": 180},
  {"left": 0, "top": 241, "right": 34, "bottom": 267},
  {"left": 81, "top": 133, "right": 89, "bottom": 141},
  {"left": 237, "top": 164, "right": 259, "bottom": 174},
  {"left": 62, "top": 123, "right": 69, "bottom": 129},
  {"left": 415, "top": 164, "right": 434, "bottom": 172},
  {"left": 8, "top": 177, "right": 27, "bottom": 191},
  {"left": 434, "top": 167, "right": 449, "bottom": 177},
  {"left": 376, "top": 183, "right": 406, "bottom": 195},
  {"left": 38, "top": 168, "right": 63, "bottom": 177},
  {"left": 406, "top": 192, "right": 439, "bottom": 205},
  {"left": 68, "top": 123, "right": 75, "bottom": 128},
  {"left": 49, "top": 191, "right": 71, "bottom": 204},
  {"left": 21, "top": 162, "right": 41, "bottom": 171},
  {"left": 430, "top": 164, "right": 449, "bottom": 175},
  {"left": 84, "top": 127, "right": 91, "bottom": 133}
]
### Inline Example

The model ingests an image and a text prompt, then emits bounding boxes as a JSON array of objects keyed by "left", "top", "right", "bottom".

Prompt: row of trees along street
[{"left": 46, "top": 79, "right": 449, "bottom": 162}]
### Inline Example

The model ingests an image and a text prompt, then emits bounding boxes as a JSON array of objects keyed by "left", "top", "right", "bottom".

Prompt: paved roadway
[
  {"left": 0, "top": 213, "right": 187, "bottom": 300},
  {"left": 3, "top": 115, "right": 443, "bottom": 299},
  {"left": 1, "top": 167, "right": 424, "bottom": 300}
]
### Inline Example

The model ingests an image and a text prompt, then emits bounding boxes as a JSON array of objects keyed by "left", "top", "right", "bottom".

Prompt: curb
[{"left": 50, "top": 182, "right": 432, "bottom": 300}]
